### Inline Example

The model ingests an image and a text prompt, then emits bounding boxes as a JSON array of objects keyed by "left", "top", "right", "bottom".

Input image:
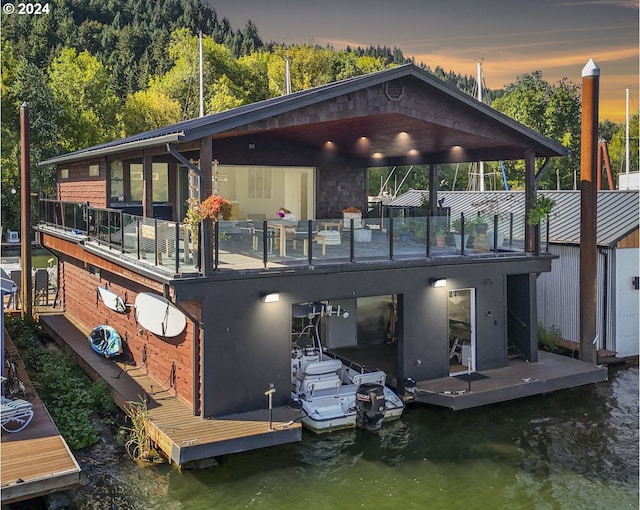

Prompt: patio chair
[
  {"left": 1, "top": 396, "right": 34, "bottom": 433},
  {"left": 286, "top": 220, "right": 317, "bottom": 253}
]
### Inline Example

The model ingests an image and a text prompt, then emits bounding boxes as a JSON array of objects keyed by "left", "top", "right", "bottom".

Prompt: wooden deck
[
  {"left": 1, "top": 335, "right": 81, "bottom": 505},
  {"left": 330, "top": 343, "right": 608, "bottom": 411},
  {"left": 38, "top": 313, "right": 301, "bottom": 467}
]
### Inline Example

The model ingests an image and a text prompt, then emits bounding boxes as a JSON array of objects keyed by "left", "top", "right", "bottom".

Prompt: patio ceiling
[{"left": 214, "top": 112, "right": 531, "bottom": 165}]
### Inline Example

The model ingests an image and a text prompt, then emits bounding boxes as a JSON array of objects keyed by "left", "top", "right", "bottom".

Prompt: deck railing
[{"left": 37, "top": 200, "right": 550, "bottom": 277}]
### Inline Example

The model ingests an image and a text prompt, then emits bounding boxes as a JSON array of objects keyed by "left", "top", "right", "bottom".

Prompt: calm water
[{"left": 73, "top": 364, "right": 638, "bottom": 510}]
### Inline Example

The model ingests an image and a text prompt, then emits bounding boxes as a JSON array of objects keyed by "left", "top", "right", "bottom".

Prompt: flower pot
[
  {"left": 452, "top": 233, "right": 470, "bottom": 250},
  {"left": 474, "top": 223, "right": 488, "bottom": 234}
]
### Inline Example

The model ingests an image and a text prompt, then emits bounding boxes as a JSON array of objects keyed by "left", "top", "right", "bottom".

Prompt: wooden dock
[
  {"left": 1, "top": 335, "right": 81, "bottom": 505},
  {"left": 39, "top": 313, "right": 301, "bottom": 467}
]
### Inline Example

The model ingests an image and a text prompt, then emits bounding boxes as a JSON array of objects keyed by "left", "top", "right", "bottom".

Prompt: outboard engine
[{"left": 355, "top": 383, "right": 386, "bottom": 432}]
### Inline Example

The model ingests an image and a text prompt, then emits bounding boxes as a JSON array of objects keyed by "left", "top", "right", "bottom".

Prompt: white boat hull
[{"left": 291, "top": 346, "right": 405, "bottom": 434}]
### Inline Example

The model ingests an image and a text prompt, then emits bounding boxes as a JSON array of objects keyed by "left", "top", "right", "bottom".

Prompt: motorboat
[{"left": 290, "top": 344, "right": 405, "bottom": 433}]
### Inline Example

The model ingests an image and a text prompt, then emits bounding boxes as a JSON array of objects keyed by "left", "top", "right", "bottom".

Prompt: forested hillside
[{"left": 1, "top": 0, "right": 634, "bottom": 232}]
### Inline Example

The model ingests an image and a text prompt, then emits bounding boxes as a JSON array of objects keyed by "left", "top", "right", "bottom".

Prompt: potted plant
[
  {"left": 451, "top": 215, "right": 471, "bottom": 250},
  {"left": 435, "top": 228, "right": 447, "bottom": 247},
  {"left": 471, "top": 214, "right": 488, "bottom": 234},
  {"left": 527, "top": 195, "right": 556, "bottom": 225},
  {"left": 184, "top": 194, "right": 232, "bottom": 244}
]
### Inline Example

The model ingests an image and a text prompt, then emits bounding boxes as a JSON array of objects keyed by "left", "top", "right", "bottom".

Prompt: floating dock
[
  {"left": 1, "top": 335, "right": 81, "bottom": 505},
  {"left": 39, "top": 313, "right": 301, "bottom": 467}
]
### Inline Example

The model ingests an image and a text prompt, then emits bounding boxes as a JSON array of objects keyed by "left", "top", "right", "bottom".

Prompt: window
[
  {"left": 60, "top": 168, "right": 69, "bottom": 179},
  {"left": 89, "top": 164, "right": 99, "bottom": 177},
  {"left": 110, "top": 161, "right": 124, "bottom": 201},
  {"left": 130, "top": 164, "right": 143, "bottom": 201},
  {"left": 248, "top": 167, "right": 272, "bottom": 199}
]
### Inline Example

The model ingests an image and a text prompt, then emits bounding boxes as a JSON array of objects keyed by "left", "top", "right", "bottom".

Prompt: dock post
[{"left": 265, "top": 384, "right": 275, "bottom": 430}]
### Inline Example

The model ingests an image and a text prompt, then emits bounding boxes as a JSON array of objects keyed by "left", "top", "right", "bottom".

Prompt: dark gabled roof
[
  {"left": 40, "top": 64, "right": 568, "bottom": 167},
  {"left": 388, "top": 189, "right": 639, "bottom": 247}
]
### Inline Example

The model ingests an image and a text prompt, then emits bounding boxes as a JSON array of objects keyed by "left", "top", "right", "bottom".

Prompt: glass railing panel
[
  {"left": 215, "top": 220, "right": 261, "bottom": 268},
  {"left": 352, "top": 217, "right": 388, "bottom": 260}
]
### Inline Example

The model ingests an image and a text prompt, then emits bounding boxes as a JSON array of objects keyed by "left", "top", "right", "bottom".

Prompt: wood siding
[
  {"left": 58, "top": 259, "right": 196, "bottom": 409},
  {"left": 57, "top": 160, "right": 107, "bottom": 207}
]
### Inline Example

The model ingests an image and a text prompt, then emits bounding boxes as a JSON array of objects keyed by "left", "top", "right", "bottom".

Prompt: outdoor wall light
[
  {"left": 261, "top": 292, "right": 280, "bottom": 303},
  {"left": 430, "top": 278, "right": 447, "bottom": 288}
]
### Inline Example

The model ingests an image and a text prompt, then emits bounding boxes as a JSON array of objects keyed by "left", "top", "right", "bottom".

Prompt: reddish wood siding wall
[
  {"left": 59, "top": 258, "right": 195, "bottom": 408},
  {"left": 57, "top": 160, "right": 108, "bottom": 207}
]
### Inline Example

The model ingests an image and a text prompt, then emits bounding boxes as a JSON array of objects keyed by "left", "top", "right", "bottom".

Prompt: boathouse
[{"left": 34, "top": 64, "right": 607, "bottom": 462}]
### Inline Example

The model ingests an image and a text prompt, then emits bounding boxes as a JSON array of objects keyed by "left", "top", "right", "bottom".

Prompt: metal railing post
[
  {"left": 349, "top": 218, "right": 355, "bottom": 262},
  {"left": 493, "top": 215, "right": 498, "bottom": 254},
  {"left": 214, "top": 221, "right": 219, "bottom": 270},
  {"left": 120, "top": 211, "right": 125, "bottom": 254},
  {"left": 136, "top": 217, "right": 141, "bottom": 260},
  {"left": 262, "top": 220, "right": 268, "bottom": 269},
  {"left": 175, "top": 222, "right": 180, "bottom": 274},
  {"left": 389, "top": 216, "right": 394, "bottom": 260},
  {"left": 460, "top": 212, "right": 466, "bottom": 256},
  {"left": 307, "top": 219, "right": 313, "bottom": 266}
]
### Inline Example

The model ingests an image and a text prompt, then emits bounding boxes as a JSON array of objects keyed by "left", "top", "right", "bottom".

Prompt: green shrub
[
  {"left": 5, "top": 316, "right": 117, "bottom": 449},
  {"left": 537, "top": 322, "right": 562, "bottom": 352}
]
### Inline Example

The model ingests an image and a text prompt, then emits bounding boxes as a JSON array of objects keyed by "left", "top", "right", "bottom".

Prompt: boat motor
[{"left": 355, "top": 383, "right": 386, "bottom": 432}]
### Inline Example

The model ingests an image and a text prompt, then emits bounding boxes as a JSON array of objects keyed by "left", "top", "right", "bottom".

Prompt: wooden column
[
  {"left": 200, "top": 137, "right": 213, "bottom": 276},
  {"left": 20, "top": 103, "right": 32, "bottom": 319},
  {"left": 429, "top": 164, "right": 437, "bottom": 213},
  {"left": 142, "top": 153, "right": 153, "bottom": 218},
  {"left": 579, "top": 59, "right": 599, "bottom": 363},
  {"left": 524, "top": 148, "right": 536, "bottom": 253}
]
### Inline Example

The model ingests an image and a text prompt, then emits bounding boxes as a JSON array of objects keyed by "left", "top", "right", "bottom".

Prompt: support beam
[
  {"left": 200, "top": 137, "right": 213, "bottom": 276},
  {"left": 524, "top": 148, "right": 536, "bottom": 253},
  {"left": 579, "top": 59, "right": 599, "bottom": 364},
  {"left": 142, "top": 153, "right": 154, "bottom": 218},
  {"left": 429, "top": 164, "right": 438, "bottom": 213}
]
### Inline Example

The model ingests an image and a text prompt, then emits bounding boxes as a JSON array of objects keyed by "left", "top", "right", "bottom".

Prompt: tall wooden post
[
  {"left": 20, "top": 103, "right": 33, "bottom": 319},
  {"left": 579, "top": 59, "right": 599, "bottom": 363}
]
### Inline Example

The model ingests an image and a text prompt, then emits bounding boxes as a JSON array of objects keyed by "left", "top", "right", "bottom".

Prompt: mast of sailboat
[
  {"left": 199, "top": 31, "right": 204, "bottom": 117},
  {"left": 477, "top": 61, "right": 485, "bottom": 191},
  {"left": 284, "top": 58, "right": 292, "bottom": 95},
  {"left": 625, "top": 88, "right": 630, "bottom": 186}
]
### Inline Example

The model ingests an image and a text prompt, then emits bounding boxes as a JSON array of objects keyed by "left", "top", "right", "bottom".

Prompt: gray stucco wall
[{"left": 180, "top": 257, "right": 551, "bottom": 417}]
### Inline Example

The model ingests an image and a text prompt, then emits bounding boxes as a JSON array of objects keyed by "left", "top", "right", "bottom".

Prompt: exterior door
[{"left": 448, "top": 288, "right": 476, "bottom": 373}]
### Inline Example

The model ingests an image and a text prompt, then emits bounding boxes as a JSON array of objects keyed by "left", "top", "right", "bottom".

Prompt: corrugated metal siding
[
  {"left": 537, "top": 245, "right": 614, "bottom": 350},
  {"left": 389, "top": 190, "right": 639, "bottom": 248}
]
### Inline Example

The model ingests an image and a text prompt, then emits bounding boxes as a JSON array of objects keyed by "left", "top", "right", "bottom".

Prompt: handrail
[{"left": 36, "top": 199, "right": 547, "bottom": 278}]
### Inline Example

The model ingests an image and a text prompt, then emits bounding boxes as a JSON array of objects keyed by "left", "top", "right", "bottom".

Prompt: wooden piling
[{"left": 579, "top": 59, "right": 599, "bottom": 364}]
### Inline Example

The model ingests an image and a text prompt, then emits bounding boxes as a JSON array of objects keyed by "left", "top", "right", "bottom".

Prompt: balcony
[{"left": 36, "top": 200, "right": 550, "bottom": 280}]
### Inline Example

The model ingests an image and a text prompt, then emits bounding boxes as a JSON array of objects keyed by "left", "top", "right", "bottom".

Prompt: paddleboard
[
  {"left": 98, "top": 286, "right": 127, "bottom": 313},
  {"left": 135, "top": 292, "right": 186, "bottom": 338}
]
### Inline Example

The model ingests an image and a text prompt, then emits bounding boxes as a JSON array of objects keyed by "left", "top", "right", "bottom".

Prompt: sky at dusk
[{"left": 209, "top": 0, "right": 639, "bottom": 122}]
